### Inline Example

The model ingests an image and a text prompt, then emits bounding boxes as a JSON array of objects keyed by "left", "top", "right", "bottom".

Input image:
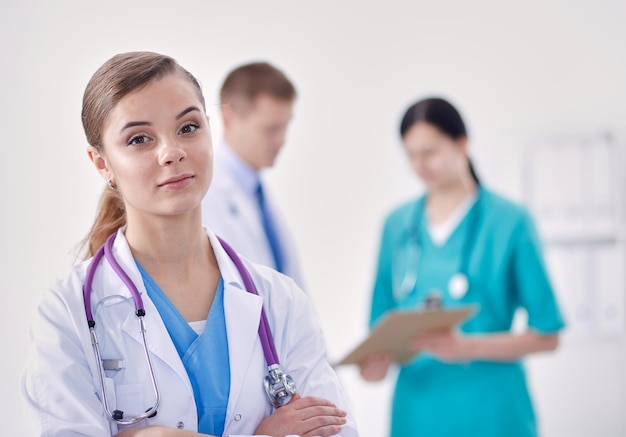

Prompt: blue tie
[{"left": 256, "top": 182, "right": 284, "bottom": 273}]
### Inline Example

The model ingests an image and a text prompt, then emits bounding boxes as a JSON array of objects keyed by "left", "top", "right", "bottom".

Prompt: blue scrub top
[
  {"left": 137, "top": 263, "right": 230, "bottom": 436},
  {"left": 369, "top": 187, "right": 565, "bottom": 437}
]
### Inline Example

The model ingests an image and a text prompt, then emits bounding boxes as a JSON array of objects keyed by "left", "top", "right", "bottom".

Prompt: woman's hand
[
  {"left": 410, "top": 330, "right": 475, "bottom": 362},
  {"left": 410, "top": 330, "right": 560, "bottom": 362},
  {"left": 254, "top": 394, "right": 347, "bottom": 437},
  {"left": 358, "top": 352, "right": 394, "bottom": 381}
]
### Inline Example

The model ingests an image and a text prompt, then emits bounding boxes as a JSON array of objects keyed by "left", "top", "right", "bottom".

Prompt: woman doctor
[
  {"left": 20, "top": 51, "right": 357, "bottom": 437},
  {"left": 359, "top": 97, "right": 564, "bottom": 437}
]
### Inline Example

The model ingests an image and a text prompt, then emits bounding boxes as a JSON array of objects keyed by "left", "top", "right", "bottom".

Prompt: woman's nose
[{"left": 158, "top": 138, "right": 187, "bottom": 166}]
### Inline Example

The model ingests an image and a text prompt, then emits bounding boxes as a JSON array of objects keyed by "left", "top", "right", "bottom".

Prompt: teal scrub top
[{"left": 369, "top": 187, "right": 565, "bottom": 437}]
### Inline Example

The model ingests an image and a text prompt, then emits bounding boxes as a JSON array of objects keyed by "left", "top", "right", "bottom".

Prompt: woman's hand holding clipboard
[{"left": 334, "top": 306, "right": 478, "bottom": 367}]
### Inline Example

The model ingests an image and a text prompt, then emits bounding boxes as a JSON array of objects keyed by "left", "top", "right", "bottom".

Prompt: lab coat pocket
[
  {"left": 102, "top": 377, "right": 117, "bottom": 410},
  {"left": 114, "top": 383, "right": 144, "bottom": 417}
]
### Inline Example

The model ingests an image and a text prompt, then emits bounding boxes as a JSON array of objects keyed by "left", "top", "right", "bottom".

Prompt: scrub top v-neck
[{"left": 136, "top": 263, "right": 230, "bottom": 436}]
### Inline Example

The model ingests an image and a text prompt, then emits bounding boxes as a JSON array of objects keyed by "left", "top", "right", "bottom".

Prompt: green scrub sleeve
[{"left": 511, "top": 209, "right": 566, "bottom": 334}]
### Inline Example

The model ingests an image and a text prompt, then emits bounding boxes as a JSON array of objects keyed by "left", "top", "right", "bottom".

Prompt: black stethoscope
[
  {"left": 83, "top": 232, "right": 297, "bottom": 425},
  {"left": 393, "top": 190, "right": 482, "bottom": 305}
]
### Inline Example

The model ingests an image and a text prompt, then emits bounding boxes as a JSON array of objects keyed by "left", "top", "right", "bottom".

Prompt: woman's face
[
  {"left": 89, "top": 72, "right": 213, "bottom": 221},
  {"left": 402, "top": 122, "right": 468, "bottom": 191}
]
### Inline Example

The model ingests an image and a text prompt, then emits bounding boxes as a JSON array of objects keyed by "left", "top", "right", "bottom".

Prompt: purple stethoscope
[{"left": 83, "top": 232, "right": 297, "bottom": 426}]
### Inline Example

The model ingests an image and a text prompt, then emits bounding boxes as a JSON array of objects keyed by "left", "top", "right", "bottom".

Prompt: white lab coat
[
  {"left": 201, "top": 146, "right": 306, "bottom": 290},
  {"left": 21, "top": 228, "right": 358, "bottom": 437}
]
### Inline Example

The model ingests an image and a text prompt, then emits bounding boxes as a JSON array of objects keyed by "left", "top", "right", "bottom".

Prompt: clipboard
[{"left": 334, "top": 306, "right": 478, "bottom": 366}]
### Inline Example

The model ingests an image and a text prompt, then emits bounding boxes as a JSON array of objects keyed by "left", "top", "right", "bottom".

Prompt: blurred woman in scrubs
[{"left": 359, "top": 97, "right": 564, "bottom": 437}]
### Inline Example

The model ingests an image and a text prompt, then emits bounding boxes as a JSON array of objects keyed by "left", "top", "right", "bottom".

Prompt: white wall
[{"left": 1, "top": 0, "right": 625, "bottom": 435}]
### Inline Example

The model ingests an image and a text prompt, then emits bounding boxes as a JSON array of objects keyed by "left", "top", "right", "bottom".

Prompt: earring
[{"left": 107, "top": 179, "right": 117, "bottom": 189}]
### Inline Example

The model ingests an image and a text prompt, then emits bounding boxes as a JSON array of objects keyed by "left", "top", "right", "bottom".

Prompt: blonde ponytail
[{"left": 81, "top": 187, "right": 126, "bottom": 260}]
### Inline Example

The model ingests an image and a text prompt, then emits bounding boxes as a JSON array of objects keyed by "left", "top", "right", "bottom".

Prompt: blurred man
[{"left": 202, "top": 61, "right": 306, "bottom": 289}]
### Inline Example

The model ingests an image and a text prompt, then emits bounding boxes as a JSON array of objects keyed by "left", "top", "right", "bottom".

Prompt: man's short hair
[{"left": 220, "top": 62, "right": 296, "bottom": 106}]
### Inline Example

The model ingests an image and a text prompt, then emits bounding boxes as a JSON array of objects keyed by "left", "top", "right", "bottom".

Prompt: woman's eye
[
  {"left": 127, "top": 134, "right": 149, "bottom": 146},
  {"left": 180, "top": 122, "right": 199, "bottom": 135}
]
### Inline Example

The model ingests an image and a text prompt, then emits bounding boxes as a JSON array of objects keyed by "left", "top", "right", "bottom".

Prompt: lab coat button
[
  {"left": 234, "top": 413, "right": 242, "bottom": 421},
  {"left": 177, "top": 421, "right": 184, "bottom": 429}
]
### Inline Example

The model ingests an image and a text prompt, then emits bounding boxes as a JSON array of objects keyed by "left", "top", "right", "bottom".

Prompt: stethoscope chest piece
[
  {"left": 448, "top": 273, "right": 469, "bottom": 299},
  {"left": 264, "top": 364, "right": 297, "bottom": 408}
]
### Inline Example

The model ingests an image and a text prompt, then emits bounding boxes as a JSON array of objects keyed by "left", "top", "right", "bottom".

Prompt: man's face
[{"left": 225, "top": 93, "right": 294, "bottom": 170}]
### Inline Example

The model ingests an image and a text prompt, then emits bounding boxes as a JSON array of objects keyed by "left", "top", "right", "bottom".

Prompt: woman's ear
[
  {"left": 86, "top": 146, "right": 113, "bottom": 182},
  {"left": 457, "top": 135, "right": 469, "bottom": 157}
]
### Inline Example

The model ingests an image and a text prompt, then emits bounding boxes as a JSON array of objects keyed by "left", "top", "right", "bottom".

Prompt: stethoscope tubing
[
  {"left": 82, "top": 231, "right": 290, "bottom": 423},
  {"left": 84, "top": 233, "right": 279, "bottom": 366},
  {"left": 84, "top": 234, "right": 161, "bottom": 425},
  {"left": 217, "top": 236, "right": 280, "bottom": 366},
  {"left": 402, "top": 189, "right": 482, "bottom": 296},
  {"left": 83, "top": 233, "right": 145, "bottom": 323}
]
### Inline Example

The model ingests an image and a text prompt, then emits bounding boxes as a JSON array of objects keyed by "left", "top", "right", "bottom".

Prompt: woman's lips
[{"left": 158, "top": 174, "right": 194, "bottom": 188}]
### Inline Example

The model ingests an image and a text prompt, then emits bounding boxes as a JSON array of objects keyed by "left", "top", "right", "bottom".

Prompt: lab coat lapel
[
  {"left": 208, "top": 228, "right": 265, "bottom": 408},
  {"left": 106, "top": 230, "right": 190, "bottom": 389},
  {"left": 120, "top": 294, "right": 191, "bottom": 390},
  {"left": 223, "top": 282, "right": 263, "bottom": 409}
]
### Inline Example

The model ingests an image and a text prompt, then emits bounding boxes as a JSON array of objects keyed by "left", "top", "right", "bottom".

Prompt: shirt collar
[{"left": 219, "top": 139, "right": 260, "bottom": 195}]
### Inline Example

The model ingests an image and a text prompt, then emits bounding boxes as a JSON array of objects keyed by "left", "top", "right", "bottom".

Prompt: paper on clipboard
[{"left": 334, "top": 306, "right": 478, "bottom": 366}]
